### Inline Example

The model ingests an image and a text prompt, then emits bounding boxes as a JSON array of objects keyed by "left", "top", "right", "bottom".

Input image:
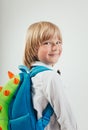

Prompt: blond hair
[{"left": 23, "top": 21, "right": 62, "bottom": 68}]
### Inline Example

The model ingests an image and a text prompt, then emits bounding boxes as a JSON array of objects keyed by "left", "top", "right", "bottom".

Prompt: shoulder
[
  {"left": 31, "top": 69, "right": 63, "bottom": 91},
  {"left": 42, "top": 70, "right": 61, "bottom": 80},
  {"left": 40, "top": 70, "right": 65, "bottom": 102},
  {"left": 39, "top": 70, "right": 62, "bottom": 87}
]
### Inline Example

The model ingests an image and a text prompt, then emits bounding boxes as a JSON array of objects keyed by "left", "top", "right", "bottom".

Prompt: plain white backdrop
[{"left": 0, "top": 0, "right": 88, "bottom": 130}]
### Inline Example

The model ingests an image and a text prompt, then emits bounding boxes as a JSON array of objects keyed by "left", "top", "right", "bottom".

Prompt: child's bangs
[
  {"left": 42, "top": 29, "right": 55, "bottom": 41},
  {"left": 40, "top": 26, "right": 62, "bottom": 43}
]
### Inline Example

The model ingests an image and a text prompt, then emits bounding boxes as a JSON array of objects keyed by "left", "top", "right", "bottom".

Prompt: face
[{"left": 37, "top": 36, "right": 62, "bottom": 66}]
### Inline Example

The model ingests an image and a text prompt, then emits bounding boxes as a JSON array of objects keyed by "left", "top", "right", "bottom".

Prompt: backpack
[{"left": 0, "top": 65, "right": 54, "bottom": 130}]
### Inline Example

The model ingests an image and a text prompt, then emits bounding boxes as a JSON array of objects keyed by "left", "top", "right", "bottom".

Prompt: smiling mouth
[{"left": 48, "top": 54, "right": 59, "bottom": 56}]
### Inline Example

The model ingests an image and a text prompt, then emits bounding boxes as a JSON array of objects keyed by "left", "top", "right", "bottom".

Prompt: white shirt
[{"left": 31, "top": 61, "right": 77, "bottom": 130}]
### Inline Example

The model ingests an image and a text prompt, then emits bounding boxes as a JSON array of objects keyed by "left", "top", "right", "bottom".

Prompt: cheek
[
  {"left": 38, "top": 46, "right": 50, "bottom": 55},
  {"left": 38, "top": 47, "right": 49, "bottom": 60},
  {"left": 59, "top": 46, "right": 62, "bottom": 55}
]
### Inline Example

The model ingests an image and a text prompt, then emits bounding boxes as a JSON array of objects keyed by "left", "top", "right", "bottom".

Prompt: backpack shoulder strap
[
  {"left": 30, "top": 65, "right": 52, "bottom": 77},
  {"left": 36, "top": 103, "right": 54, "bottom": 130},
  {"left": 36, "top": 103, "right": 54, "bottom": 129},
  {"left": 18, "top": 65, "right": 52, "bottom": 76},
  {"left": 29, "top": 66, "right": 54, "bottom": 128}
]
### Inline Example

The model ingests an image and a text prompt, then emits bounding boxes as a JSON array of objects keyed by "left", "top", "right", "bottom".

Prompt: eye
[
  {"left": 43, "top": 42, "right": 51, "bottom": 45},
  {"left": 56, "top": 41, "right": 62, "bottom": 45}
]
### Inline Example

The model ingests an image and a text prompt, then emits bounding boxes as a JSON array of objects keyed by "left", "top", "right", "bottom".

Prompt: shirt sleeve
[{"left": 42, "top": 71, "right": 77, "bottom": 130}]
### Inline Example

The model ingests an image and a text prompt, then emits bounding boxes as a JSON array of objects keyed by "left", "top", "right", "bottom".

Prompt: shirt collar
[{"left": 32, "top": 61, "right": 54, "bottom": 70}]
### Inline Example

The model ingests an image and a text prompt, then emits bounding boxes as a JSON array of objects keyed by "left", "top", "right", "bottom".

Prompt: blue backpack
[{"left": 8, "top": 65, "right": 54, "bottom": 130}]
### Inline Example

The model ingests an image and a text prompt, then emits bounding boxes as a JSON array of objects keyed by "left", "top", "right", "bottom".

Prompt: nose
[
  {"left": 51, "top": 43, "right": 62, "bottom": 54},
  {"left": 51, "top": 43, "right": 58, "bottom": 51}
]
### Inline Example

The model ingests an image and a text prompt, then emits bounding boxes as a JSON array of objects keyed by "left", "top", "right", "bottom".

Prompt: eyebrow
[{"left": 42, "top": 40, "right": 62, "bottom": 43}]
